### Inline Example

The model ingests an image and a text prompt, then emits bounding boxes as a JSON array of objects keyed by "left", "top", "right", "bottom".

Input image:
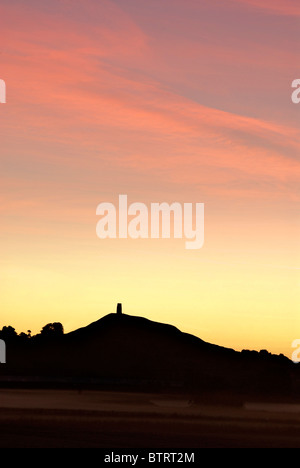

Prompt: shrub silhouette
[
  {"left": 0, "top": 326, "right": 18, "bottom": 342},
  {"left": 40, "top": 322, "right": 64, "bottom": 338}
]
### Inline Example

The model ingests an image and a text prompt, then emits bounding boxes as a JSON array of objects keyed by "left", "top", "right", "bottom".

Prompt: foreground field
[{"left": 0, "top": 389, "right": 300, "bottom": 448}]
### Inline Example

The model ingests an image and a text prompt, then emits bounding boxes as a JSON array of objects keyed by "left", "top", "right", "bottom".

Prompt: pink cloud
[
  {"left": 231, "top": 0, "right": 300, "bottom": 16},
  {"left": 1, "top": 0, "right": 299, "bottom": 210}
]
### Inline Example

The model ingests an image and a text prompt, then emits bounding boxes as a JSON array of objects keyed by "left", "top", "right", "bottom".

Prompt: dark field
[{"left": 0, "top": 389, "right": 300, "bottom": 448}]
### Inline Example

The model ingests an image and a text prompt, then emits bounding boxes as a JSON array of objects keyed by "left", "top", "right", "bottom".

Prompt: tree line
[{"left": 0, "top": 322, "right": 64, "bottom": 343}]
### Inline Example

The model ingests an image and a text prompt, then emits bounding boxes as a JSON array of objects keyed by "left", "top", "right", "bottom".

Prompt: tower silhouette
[{"left": 116, "top": 303, "right": 122, "bottom": 315}]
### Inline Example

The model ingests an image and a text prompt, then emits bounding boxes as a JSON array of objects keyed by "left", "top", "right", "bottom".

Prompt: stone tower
[{"left": 116, "top": 303, "right": 122, "bottom": 315}]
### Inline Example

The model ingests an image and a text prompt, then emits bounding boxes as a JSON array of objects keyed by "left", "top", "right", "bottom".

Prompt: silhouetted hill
[{"left": 0, "top": 313, "right": 298, "bottom": 399}]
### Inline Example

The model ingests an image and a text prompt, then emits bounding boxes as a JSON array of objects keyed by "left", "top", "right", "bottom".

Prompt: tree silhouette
[
  {"left": 40, "top": 322, "right": 64, "bottom": 338},
  {"left": 0, "top": 326, "right": 18, "bottom": 341}
]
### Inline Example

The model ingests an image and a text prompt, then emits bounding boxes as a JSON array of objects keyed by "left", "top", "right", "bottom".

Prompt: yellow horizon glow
[{"left": 1, "top": 0, "right": 299, "bottom": 362}]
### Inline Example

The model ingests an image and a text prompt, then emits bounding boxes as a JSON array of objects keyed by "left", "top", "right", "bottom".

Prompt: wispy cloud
[
  {"left": 1, "top": 0, "right": 299, "bottom": 204},
  {"left": 231, "top": 0, "right": 300, "bottom": 16}
]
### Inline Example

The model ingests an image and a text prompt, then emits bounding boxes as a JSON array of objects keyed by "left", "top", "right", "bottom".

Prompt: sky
[{"left": 1, "top": 0, "right": 299, "bottom": 358}]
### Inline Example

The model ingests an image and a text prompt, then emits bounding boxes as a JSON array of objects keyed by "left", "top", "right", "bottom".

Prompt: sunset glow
[{"left": 1, "top": 0, "right": 299, "bottom": 359}]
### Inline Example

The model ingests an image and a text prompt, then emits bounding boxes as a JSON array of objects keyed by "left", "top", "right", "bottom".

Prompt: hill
[{"left": 0, "top": 312, "right": 298, "bottom": 399}]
